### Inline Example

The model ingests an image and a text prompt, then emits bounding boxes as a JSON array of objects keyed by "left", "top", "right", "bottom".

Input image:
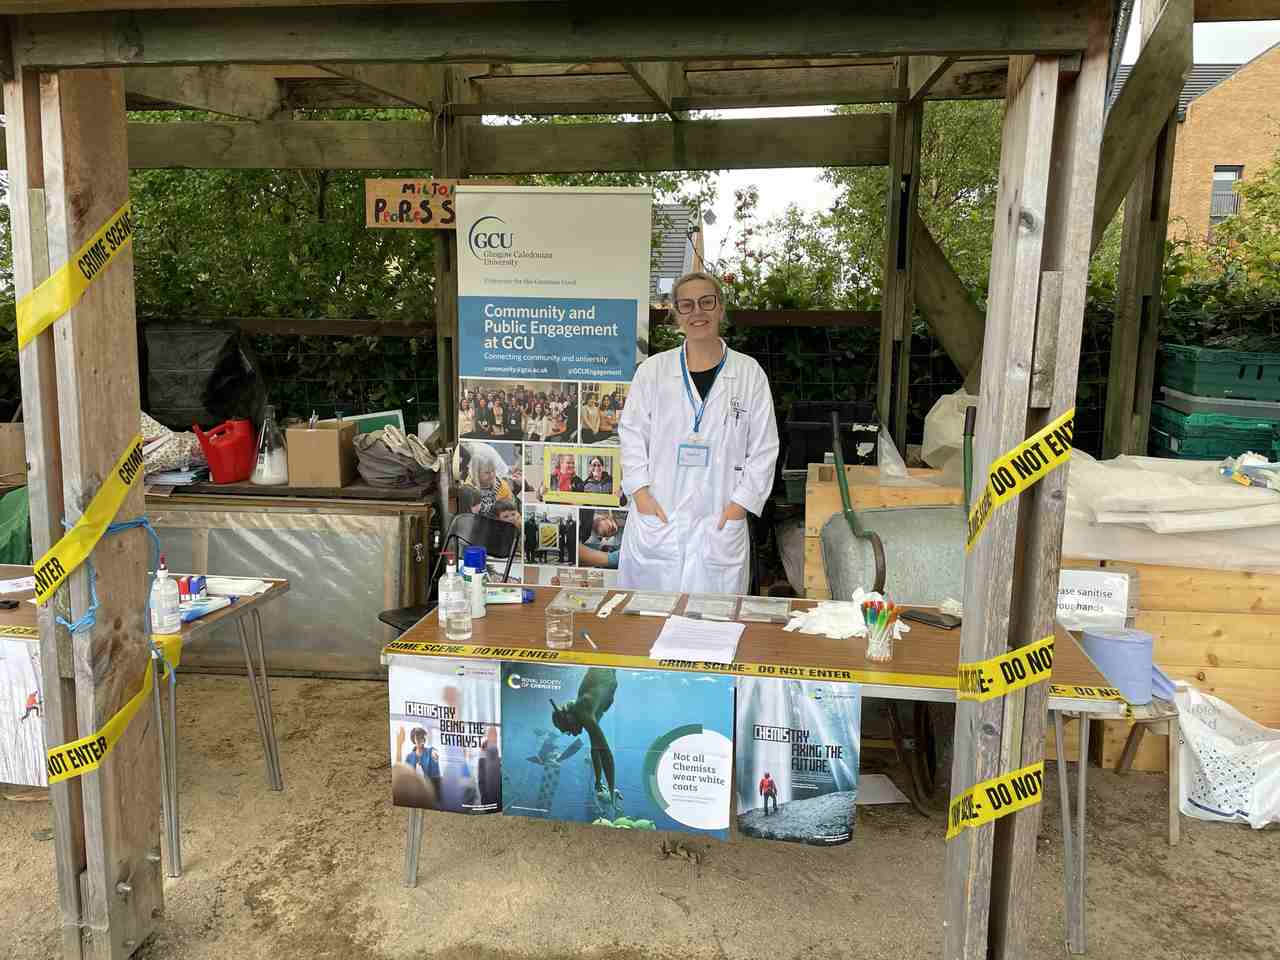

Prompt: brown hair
[{"left": 668, "top": 270, "right": 725, "bottom": 324}]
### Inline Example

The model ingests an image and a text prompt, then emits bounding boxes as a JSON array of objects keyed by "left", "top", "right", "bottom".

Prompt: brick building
[{"left": 1116, "top": 44, "right": 1280, "bottom": 242}]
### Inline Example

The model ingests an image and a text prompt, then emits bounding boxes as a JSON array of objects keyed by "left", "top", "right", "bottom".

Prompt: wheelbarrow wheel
[{"left": 910, "top": 701, "right": 955, "bottom": 813}]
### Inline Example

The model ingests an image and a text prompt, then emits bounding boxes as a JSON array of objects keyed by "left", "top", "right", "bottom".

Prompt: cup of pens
[{"left": 862, "top": 599, "right": 899, "bottom": 662}]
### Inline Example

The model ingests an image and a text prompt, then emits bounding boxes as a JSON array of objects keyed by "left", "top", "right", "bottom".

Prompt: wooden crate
[
  {"left": 1066, "top": 559, "right": 1280, "bottom": 773},
  {"left": 803, "top": 464, "right": 962, "bottom": 599}
]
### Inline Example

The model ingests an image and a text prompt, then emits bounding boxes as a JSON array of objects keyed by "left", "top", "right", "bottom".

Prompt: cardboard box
[
  {"left": 0, "top": 424, "right": 27, "bottom": 484},
  {"left": 286, "top": 422, "right": 356, "bottom": 487}
]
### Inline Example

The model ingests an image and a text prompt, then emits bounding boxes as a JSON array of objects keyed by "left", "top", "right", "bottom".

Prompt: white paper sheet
[{"left": 649, "top": 614, "right": 744, "bottom": 664}]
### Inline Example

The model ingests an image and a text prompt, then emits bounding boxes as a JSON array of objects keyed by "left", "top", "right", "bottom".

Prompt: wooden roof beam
[
  {"left": 1092, "top": 0, "right": 1192, "bottom": 249},
  {"left": 907, "top": 55, "right": 955, "bottom": 102},
  {"left": 0, "top": 113, "right": 892, "bottom": 172},
  {"left": 15, "top": 3, "right": 1091, "bottom": 69},
  {"left": 623, "top": 61, "right": 689, "bottom": 120},
  {"left": 316, "top": 64, "right": 435, "bottom": 110},
  {"left": 124, "top": 65, "right": 286, "bottom": 120}
]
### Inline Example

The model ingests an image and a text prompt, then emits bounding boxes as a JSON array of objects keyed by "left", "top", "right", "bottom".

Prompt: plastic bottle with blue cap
[{"left": 462, "top": 545, "right": 488, "bottom": 619}]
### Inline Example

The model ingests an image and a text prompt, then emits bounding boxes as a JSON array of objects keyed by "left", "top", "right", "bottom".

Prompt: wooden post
[
  {"left": 1102, "top": 0, "right": 1188, "bottom": 457},
  {"left": 430, "top": 67, "right": 471, "bottom": 444},
  {"left": 878, "top": 59, "right": 922, "bottom": 451},
  {"left": 943, "top": 3, "right": 1110, "bottom": 956},
  {"left": 4, "top": 58, "right": 86, "bottom": 960},
  {"left": 41, "top": 68, "right": 162, "bottom": 959}
]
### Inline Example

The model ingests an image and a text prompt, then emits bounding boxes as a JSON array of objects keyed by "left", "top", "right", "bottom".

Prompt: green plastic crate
[
  {"left": 1149, "top": 403, "right": 1278, "bottom": 459},
  {"left": 1158, "top": 344, "right": 1280, "bottom": 402}
]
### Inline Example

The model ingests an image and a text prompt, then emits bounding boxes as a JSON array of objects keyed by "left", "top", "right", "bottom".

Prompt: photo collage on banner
[
  {"left": 734, "top": 678, "right": 862, "bottom": 845},
  {"left": 454, "top": 186, "right": 651, "bottom": 587},
  {"left": 500, "top": 663, "right": 735, "bottom": 838},
  {"left": 0, "top": 636, "right": 46, "bottom": 788},
  {"left": 388, "top": 657, "right": 502, "bottom": 814}
]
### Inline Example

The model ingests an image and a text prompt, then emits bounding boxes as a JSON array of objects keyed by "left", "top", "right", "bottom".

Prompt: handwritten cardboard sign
[{"left": 365, "top": 178, "right": 457, "bottom": 229}]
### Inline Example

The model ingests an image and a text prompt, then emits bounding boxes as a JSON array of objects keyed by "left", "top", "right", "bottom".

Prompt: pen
[
  {"left": 581, "top": 629, "right": 598, "bottom": 650},
  {"left": 637, "top": 611, "right": 668, "bottom": 618}
]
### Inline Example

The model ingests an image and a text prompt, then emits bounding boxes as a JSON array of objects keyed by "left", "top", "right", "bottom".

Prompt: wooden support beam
[
  {"left": 910, "top": 211, "right": 985, "bottom": 392},
  {"left": 317, "top": 63, "right": 434, "bottom": 110},
  {"left": 14, "top": 3, "right": 1093, "bottom": 70},
  {"left": 907, "top": 55, "right": 954, "bottom": 102},
  {"left": 430, "top": 66, "right": 469, "bottom": 445},
  {"left": 0, "top": 113, "right": 888, "bottom": 172},
  {"left": 623, "top": 61, "right": 688, "bottom": 121},
  {"left": 41, "top": 67, "right": 163, "bottom": 958},
  {"left": 3, "top": 60, "right": 86, "bottom": 960},
  {"left": 992, "top": 10, "right": 1110, "bottom": 954},
  {"left": 1194, "top": 0, "right": 1280, "bottom": 21},
  {"left": 878, "top": 60, "right": 921, "bottom": 449},
  {"left": 943, "top": 52, "right": 1063, "bottom": 960},
  {"left": 1092, "top": 0, "right": 1193, "bottom": 251},
  {"left": 1103, "top": 0, "right": 1186, "bottom": 457},
  {"left": 123, "top": 65, "right": 284, "bottom": 120}
]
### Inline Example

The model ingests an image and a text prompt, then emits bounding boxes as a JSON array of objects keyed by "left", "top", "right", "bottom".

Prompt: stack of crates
[{"left": 1152, "top": 345, "right": 1280, "bottom": 460}]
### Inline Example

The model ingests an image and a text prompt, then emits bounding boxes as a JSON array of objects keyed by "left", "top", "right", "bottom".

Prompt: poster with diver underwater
[
  {"left": 500, "top": 663, "right": 734, "bottom": 838},
  {"left": 734, "top": 678, "right": 861, "bottom": 845},
  {"left": 388, "top": 658, "right": 502, "bottom": 814}
]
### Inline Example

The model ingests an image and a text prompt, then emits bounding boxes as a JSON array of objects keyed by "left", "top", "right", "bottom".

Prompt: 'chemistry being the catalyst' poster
[
  {"left": 500, "top": 663, "right": 734, "bottom": 838},
  {"left": 389, "top": 658, "right": 502, "bottom": 814},
  {"left": 735, "top": 678, "right": 861, "bottom": 845}
]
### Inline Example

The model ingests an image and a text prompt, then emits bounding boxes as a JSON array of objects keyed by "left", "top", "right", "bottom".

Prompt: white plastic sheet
[{"left": 1176, "top": 685, "right": 1280, "bottom": 829}]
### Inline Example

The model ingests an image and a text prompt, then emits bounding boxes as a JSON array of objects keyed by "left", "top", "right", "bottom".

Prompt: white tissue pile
[{"left": 783, "top": 588, "right": 913, "bottom": 642}]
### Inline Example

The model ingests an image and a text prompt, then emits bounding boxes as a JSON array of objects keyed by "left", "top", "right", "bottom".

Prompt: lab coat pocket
[
  {"left": 630, "top": 510, "right": 681, "bottom": 561},
  {"left": 705, "top": 517, "right": 748, "bottom": 568}
]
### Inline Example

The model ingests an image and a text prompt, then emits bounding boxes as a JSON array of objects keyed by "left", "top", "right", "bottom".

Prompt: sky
[{"left": 698, "top": 8, "right": 1280, "bottom": 262}]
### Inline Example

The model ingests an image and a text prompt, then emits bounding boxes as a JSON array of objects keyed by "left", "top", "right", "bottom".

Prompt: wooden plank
[
  {"left": 993, "top": 6, "right": 1110, "bottom": 954},
  {"left": 910, "top": 211, "right": 985, "bottom": 393},
  {"left": 468, "top": 113, "right": 891, "bottom": 174},
  {"left": 4, "top": 61, "right": 87, "bottom": 960},
  {"left": 1103, "top": 0, "right": 1184, "bottom": 457},
  {"left": 907, "top": 55, "right": 953, "bottom": 102},
  {"left": 1066, "top": 561, "right": 1280, "bottom": 615},
  {"left": 1136, "top": 610, "right": 1280, "bottom": 671},
  {"left": 110, "top": 114, "right": 891, "bottom": 172},
  {"left": 623, "top": 61, "right": 687, "bottom": 121},
  {"left": 1091, "top": 0, "right": 1192, "bottom": 252},
  {"left": 879, "top": 64, "right": 921, "bottom": 451},
  {"left": 42, "top": 67, "right": 162, "bottom": 958},
  {"left": 2, "top": 0, "right": 553, "bottom": 10},
  {"left": 318, "top": 63, "right": 434, "bottom": 109},
  {"left": 1098, "top": 718, "right": 1168, "bottom": 772},
  {"left": 803, "top": 464, "right": 962, "bottom": 536},
  {"left": 14, "top": 4, "right": 1093, "bottom": 70},
  {"left": 1193, "top": 0, "right": 1280, "bottom": 21},
  {"left": 431, "top": 67, "right": 465, "bottom": 445},
  {"left": 942, "top": 50, "right": 1062, "bottom": 960},
  {"left": 123, "top": 65, "right": 284, "bottom": 120},
  {"left": 930, "top": 58, "right": 1009, "bottom": 99}
]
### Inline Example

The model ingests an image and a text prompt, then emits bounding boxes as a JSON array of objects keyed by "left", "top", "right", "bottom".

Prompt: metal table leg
[
  {"left": 237, "top": 614, "right": 282, "bottom": 791},
  {"left": 151, "top": 654, "right": 182, "bottom": 878},
  {"left": 1069, "top": 715, "right": 1089, "bottom": 954},
  {"left": 1054, "top": 711, "right": 1073, "bottom": 946},
  {"left": 252, "top": 609, "right": 284, "bottom": 791},
  {"left": 404, "top": 808, "right": 424, "bottom": 887}
]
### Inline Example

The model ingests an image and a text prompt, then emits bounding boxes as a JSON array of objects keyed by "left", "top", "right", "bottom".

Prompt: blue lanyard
[{"left": 680, "top": 343, "right": 727, "bottom": 435}]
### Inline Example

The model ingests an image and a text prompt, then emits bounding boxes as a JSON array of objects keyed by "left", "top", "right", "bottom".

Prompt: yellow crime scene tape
[
  {"left": 46, "top": 633, "right": 181, "bottom": 785},
  {"left": 1047, "top": 683, "right": 1126, "bottom": 703},
  {"left": 946, "top": 761, "right": 1045, "bottom": 841},
  {"left": 382, "top": 638, "right": 957, "bottom": 690},
  {"left": 965, "top": 408, "right": 1074, "bottom": 551},
  {"left": 16, "top": 201, "right": 134, "bottom": 350},
  {"left": 957, "top": 634, "right": 1054, "bottom": 702},
  {"left": 32, "top": 435, "right": 145, "bottom": 606}
]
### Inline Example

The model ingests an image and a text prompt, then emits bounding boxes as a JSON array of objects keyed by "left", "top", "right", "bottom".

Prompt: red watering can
[{"left": 193, "top": 418, "right": 255, "bottom": 484}]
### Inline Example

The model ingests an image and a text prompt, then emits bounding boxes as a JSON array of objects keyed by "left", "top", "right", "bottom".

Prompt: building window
[{"left": 1210, "top": 165, "right": 1243, "bottom": 223}]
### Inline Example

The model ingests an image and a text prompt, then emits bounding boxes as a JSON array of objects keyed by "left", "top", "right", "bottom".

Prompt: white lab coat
[{"left": 618, "top": 341, "right": 779, "bottom": 594}]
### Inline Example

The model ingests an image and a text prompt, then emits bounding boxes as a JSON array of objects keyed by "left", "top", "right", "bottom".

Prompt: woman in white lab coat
[{"left": 617, "top": 271, "right": 779, "bottom": 595}]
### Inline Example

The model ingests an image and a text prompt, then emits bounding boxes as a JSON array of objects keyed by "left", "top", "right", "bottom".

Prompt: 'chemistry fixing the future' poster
[
  {"left": 500, "top": 663, "right": 734, "bottom": 838},
  {"left": 735, "top": 677, "right": 861, "bottom": 845}
]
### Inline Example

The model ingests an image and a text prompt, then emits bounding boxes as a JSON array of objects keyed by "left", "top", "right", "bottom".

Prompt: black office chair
[{"left": 378, "top": 512, "right": 521, "bottom": 635}]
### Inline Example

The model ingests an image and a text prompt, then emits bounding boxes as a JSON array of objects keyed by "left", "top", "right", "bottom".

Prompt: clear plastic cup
[
  {"left": 545, "top": 606, "right": 574, "bottom": 650},
  {"left": 865, "top": 629, "right": 893, "bottom": 662}
]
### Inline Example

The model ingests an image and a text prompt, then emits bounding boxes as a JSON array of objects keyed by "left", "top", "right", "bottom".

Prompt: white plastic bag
[
  {"left": 921, "top": 389, "right": 978, "bottom": 471},
  {"left": 1175, "top": 685, "right": 1280, "bottom": 829}
]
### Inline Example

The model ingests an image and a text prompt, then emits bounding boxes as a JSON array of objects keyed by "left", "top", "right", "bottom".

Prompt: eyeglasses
[{"left": 673, "top": 293, "right": 720, "bottom": 315}]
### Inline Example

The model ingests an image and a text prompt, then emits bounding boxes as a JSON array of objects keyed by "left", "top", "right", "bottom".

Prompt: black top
[{"left": 689, "top": 364, "right": 721, "bottom": 404}]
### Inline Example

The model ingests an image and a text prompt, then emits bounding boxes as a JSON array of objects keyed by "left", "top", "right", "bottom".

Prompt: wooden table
[{"left": 385, "top": 586, "right": 1129, "bottom": 954}]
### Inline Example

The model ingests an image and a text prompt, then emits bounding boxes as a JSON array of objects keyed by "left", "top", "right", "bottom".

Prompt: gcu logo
[{"left": 468, "top": 215, "right": 514, "bottom": 256}]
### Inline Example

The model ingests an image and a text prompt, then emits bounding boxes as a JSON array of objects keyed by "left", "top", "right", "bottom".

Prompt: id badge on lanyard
[{"left": 677, "top": 345, "right": 724, "bottom": 471}]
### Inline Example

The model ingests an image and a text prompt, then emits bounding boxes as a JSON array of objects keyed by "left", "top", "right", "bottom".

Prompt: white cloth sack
[{"left": 1175, "top": 685, "right": 1280, "bottom": 829}]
